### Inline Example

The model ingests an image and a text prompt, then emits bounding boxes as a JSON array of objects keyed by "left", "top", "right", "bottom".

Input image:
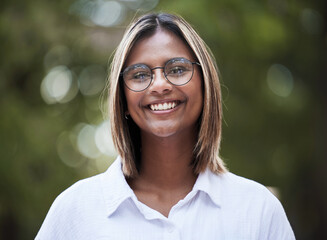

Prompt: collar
[
  {"left": 100, "top": 156, "right": 135, "bottom": 217},
  {"left": 192, "top": 167, "right": 223, "bottom": 207},
  {"left": 100, "top": 156, "right": 223, "bottom": 217}
]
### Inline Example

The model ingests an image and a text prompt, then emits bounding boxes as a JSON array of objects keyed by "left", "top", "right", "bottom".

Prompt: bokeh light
[
  {"left": 90, "top": 1, "right": 124, "bottom": 27},
  {"left": 40, "top": 66, "right": 78, "bottom": 104},
  {"left": 70, "top": 0, "right": 125, "bottom": 27},
  {"left": 267, "top": 64, "right": 294, "bottom": 97},
  {"left": 44, "top": 45, "right": 72, "bottom": 70},
  {"left": 301, "top": 8, "right": 324, "bottom": 35},
  {"left": 77, "top": 123, "right": 101, "bottom": 159},
  {"left": 95, "top": 120, "right": 117, "bottom": 157},
  {"left": 57, "top": 131, "right": 86, "bottom": 167},
  {"left": 74, "top": 121, "right": 116, "bottom": 161},
  {"left": 69, "top": 0, "right": 159, "bottom": 27},
  {"left": 78, "top": 65, "right": 106, "bottom": 96}
]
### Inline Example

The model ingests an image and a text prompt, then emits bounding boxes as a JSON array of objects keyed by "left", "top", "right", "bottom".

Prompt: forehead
[{"left": 124, "top": 29, "right": 195, "bottom": 67}]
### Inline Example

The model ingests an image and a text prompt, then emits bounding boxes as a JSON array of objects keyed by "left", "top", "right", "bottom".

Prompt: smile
[{"left": 149, "top": 101, "right": 179, "bottom": 111}]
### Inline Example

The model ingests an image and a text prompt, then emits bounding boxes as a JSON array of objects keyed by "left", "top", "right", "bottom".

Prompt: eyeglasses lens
[
  {"left": 123, "top": 58, "right": 194, "bottom": 92},
  {"left": 123, "top": 64, "right": 152, "bottom": 92},
  {"left": 165, "top": 58, "right": 193, "bottom": 86}
]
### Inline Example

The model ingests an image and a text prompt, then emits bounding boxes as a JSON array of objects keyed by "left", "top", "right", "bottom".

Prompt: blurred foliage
[{"left": 0, "top": 0, "right": 326, "bottom": 239}]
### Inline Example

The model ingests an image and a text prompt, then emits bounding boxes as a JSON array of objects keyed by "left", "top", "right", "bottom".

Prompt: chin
[
  {"left": 144, "top": 124, "right": 180, "bottom": 139},
  {"left": 150, "top": 129, "right": 177, "bottom": 138}
]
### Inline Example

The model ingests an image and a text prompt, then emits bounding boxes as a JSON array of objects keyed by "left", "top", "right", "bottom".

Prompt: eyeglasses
[{"left": 121, "top": 57, "right": 200, "bottom": 92}]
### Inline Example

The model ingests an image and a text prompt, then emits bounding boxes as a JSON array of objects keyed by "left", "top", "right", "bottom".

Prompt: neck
[
  {"left": 136, "top": 129, "right": 197, "bottom": 191},
  {"left": 126, "top": 129, "right": 199, "bottom": 217}
]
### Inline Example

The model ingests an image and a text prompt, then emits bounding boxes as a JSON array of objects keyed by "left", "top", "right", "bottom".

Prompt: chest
[{"left": 69, "top": 196, "right": 262, "bottom": 240}]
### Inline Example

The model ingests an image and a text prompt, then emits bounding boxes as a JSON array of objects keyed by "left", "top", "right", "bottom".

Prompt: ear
[{"left": 125, "top": 110, "right": 130, "bottom": 120}]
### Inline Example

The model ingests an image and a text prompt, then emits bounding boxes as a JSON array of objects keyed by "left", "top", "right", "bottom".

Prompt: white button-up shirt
[{"left": 36, "top": 157, "right": 295, "bottom": 239}]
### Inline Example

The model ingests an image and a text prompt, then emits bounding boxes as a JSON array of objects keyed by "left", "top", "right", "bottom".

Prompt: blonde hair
[{"left": 108, "top": 13, "right": 227, "bottom": 177}]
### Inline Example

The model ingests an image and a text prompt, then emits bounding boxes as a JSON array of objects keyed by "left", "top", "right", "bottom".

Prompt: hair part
[{"left": 108, "top": 12, "right": 227, "bottom": 178}]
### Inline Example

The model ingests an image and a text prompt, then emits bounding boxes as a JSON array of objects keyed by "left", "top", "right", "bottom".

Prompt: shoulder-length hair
[{"left": 108, "top": 12, "right": 227, "bottom": 177}]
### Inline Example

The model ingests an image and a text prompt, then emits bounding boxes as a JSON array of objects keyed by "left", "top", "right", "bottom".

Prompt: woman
[{"left": 36, "top": 13, "right": 295, "bottom": 239}]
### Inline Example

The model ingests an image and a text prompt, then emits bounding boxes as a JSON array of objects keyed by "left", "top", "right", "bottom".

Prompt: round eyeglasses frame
[{"left": 120, "top": 57, "right": 201, "bottom": 92}]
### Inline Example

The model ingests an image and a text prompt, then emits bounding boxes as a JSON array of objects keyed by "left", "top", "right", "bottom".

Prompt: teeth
[{"left": 150, "top": 101, "right": 178, "bottom": 111}]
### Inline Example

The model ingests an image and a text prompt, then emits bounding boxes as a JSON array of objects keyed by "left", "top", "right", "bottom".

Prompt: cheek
[
  {"left": 185, "top": 80, "right": 203, "bottom": 119},
  {"left": 193, "top": 77, "right": 204, "bottom": 116},
  {"left": 124, "top": 88, "right": 142, "bottom": 113},
  {"left": 124, "top": 88, "right": 133, "bottom": 112},
  {"left": 192, "top": 76, "right": 204, "bottom": 103}
]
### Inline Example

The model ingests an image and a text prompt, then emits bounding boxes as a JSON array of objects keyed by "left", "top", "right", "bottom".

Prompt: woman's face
[{"left": 123, "top": 29, "right": 203, "bottom": 139}]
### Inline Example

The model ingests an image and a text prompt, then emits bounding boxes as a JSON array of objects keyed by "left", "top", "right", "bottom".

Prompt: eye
[
  {"left": 123, "top": 64, "right": 151, "bottom": 83},
  {"left": 168, "top": 66, "right": 186, "bottom": 75},
  {"left": 168, "top": 66, "right": 191, "bottom": 77},
  {"left": 165, "top": 58, "right": 193, "bottom": 77},
  {"left": 132, "top": 71, "right": 151, "bottom": 82}
]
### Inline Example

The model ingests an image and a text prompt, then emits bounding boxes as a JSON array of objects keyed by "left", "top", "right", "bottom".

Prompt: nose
[{"left": 148, "top": 68, "right": 172, "bottom": 94}]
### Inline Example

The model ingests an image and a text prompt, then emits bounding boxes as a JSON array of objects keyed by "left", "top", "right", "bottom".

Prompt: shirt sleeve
[
  {"left": 35, "top": 191, "right": 73, "bottom": 240},
  {"left": 34, "top": 180, "right": 88, "bottom": 240},
  {"left": 260, "top": 191, "right": 296, "bottom": 240}
]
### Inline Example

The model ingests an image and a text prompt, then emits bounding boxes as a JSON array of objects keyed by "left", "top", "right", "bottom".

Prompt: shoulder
[
  {"left": 35, "top": 158, "right": 124, "bottom": 239},
  {"left": 35, "top": 173, "right": 104, "bottom": 239},
  {"left": 218, "top": 172, "right": 286, "bottom": 217},
  {"left": 220, "top": 172, "right": 267, "bottom": 189},
  {"left": 219, "top": 172, "right": 276, "bottom": 202},
  {"left": 216, "top": 172, "right": 295, "bottom": 239},
  {"left": 43, "top": 157, "right": 123, "bottom": 216},
  {"left": 53, "top": 172, "right": 104, "bottom": 210}
]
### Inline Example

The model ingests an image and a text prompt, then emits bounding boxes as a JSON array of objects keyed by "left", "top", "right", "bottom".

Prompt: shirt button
[{"left": 168, "top": 226, "right": 174, "bottom": 233}]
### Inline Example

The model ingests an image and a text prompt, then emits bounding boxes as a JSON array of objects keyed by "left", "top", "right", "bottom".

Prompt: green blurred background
[{"left": 1, "top": 0, "right": 326, "bottom": 239}]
